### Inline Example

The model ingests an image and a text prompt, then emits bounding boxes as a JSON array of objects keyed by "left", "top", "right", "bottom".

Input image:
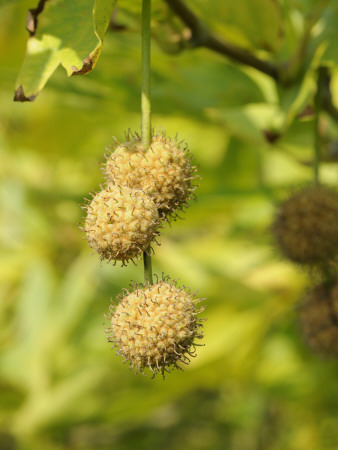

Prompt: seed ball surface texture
[
  {"left": 84, "top": 185, "right": 159, "bottom": 262},
  {"left": 104, "top": 134, "right": 198, "bottom": 215},
  {"left": 109, "top": 281, "right": 205, "bottom": 376},
  {"left": 273, "top": 186, "right": 338, "bottom": 264},
  {"left": 298, "top": 282, "right": 338, "bottom": 356}
]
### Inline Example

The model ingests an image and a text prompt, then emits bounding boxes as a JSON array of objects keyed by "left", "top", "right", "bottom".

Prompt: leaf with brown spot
[{"left": 14, "top": 0, "right": 117, "bottom": 102}]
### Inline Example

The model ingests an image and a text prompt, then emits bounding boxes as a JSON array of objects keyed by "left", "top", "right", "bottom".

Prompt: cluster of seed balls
[
  {"left": 83, "top": 131, "right": 198, "bottom": 264},
  {"left": 82, "top": 131, "right": 205, "bottom": 377},
  {"left": 272, "top": 185, "right": 338, "bottom": 356}
]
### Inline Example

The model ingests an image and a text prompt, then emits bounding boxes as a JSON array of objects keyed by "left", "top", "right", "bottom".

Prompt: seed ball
[
  {"left": 104, "top": 133, "right": 199, "bottom": 216},
  {"left": 272, "top": 186, "right": 338, "bottom": 265},
  {"left": 84, "top": 185, "right": 160, "bottom": 263},
  {"left": 108, "top": 279, "right": 205, "bottom": 377},
  {"left": 298, "top": 281, "right": 338, "bottom": 356}
]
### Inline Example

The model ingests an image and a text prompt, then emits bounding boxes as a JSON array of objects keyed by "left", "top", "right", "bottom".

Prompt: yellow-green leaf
[{"left": 14, "top": 0, "right": 117, "bottom": 101}]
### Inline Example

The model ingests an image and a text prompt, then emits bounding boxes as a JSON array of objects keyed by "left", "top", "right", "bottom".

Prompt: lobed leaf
[{"left": 14, "top": 0, "right": 117, "bottom": 101}]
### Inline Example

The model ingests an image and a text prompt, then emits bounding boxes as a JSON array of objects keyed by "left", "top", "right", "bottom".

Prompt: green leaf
[
  {"left": 0, "top": 0, "right": 22, "bottom": 6},
  {"left": 14, "top": 0, "right": 117, "bottom": 102},
  {"left": 207, "top": 103, "right": 282, "bottom": 145},
  {"left": 314, "top": 2, "right": 338, "bottom": 66},
  {"left": 191, "top": 0, "right": 284, "bottom": 53}
]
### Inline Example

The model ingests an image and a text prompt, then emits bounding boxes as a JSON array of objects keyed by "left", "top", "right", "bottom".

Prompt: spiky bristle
[
  {"left": 107, "top": 277, "right": 206, "bottom": 377},
  {"left": 84, "top": 185, "right": 160, "bottom": 264},
  {"left": 104, "top": 132, "right": 199, "bottom": 218},
  {"left": 272, "top": 185, "right": 338, "bottom": 265},
  {"left": 298, "top": 281, "right": 338, "bottom": 356}
]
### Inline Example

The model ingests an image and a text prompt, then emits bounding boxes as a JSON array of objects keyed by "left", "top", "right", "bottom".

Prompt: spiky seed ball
[
  {"left": 272, "top": 186, "right": 338, "bottom": 265},
  {"left": 104, "top": 133, "right": 199, "bottom": 216},
  {"left": 84, "top": 185, "right": 160, "bottom": 263},
  {"left": 108, "top": 279, "right": 205, "bottom": 376},
  {"left": 298, "top": 281, "right": 338, "bottom": 356}
]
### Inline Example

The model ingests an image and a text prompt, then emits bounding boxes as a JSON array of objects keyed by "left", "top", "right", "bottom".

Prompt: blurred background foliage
[{"left": 1, "top": 0, "right": 338, "bottom": 449}]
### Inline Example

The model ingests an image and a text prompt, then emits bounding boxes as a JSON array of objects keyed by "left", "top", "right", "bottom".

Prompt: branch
[
  {"left": 204, "top": 35, "right": 278, "bottom": 80},
  {"left": 163, "top": 0, "right": 279, "bottom": 81}
]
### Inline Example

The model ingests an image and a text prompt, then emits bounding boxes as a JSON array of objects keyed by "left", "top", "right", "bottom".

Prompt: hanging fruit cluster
[
  {"left": 272, "top": 184, "right": 338, "bottom": 357},
  {"left": 81, "top": 131, "right": 205, "bottom": 377}
]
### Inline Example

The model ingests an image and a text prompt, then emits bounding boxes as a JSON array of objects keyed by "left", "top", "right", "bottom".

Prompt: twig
[{"left": 163, "top": 0, "right": 279, "bottom": 80}]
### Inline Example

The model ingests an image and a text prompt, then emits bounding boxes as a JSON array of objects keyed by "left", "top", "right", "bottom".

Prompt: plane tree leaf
[
  {"left": 190, "top": 0, "right": 284, "bottom": 53},
  {"left": 14, "top": 0, "right": 117, "bottom": 102}
]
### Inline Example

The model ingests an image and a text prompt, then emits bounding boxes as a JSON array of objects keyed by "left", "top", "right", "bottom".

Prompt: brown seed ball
[
  {"left": 108, "top": 280, "right": 205, "bottom": 377},
  {"left": 298, "top": 281, "right": 338, "bottom": 356},
  {"left": 84, "top": 185, "right": 160, "bottom": 263},
  {"left": 272, "top": 186, "right": 338, "bottom": 265},
  {"left": 104, "top": 133, "right": 199, "bottom": 216}
]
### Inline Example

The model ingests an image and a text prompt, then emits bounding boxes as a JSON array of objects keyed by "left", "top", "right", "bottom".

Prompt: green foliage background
[{"left": 1, "top": 1, "right": 338, "bottom": 449}]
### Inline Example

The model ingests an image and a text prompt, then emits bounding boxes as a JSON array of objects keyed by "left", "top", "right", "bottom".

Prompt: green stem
[
  {"left": 314, "top": 67, "right": 325, "bottom": 185},
  {"left": 141, "top": 0, "right": 153, "bottom": 284},
  {"left": 141, "top": 0, "right": 152, "bottom": 148},
  {"left": 143, "top": 248, "right": 153, "bottom": 285}
]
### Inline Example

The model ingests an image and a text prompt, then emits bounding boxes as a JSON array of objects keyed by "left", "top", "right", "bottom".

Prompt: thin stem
[
  {"left": 141, "top": 0, "right": 152, "bottom": 148},
  {"left": 141, "top": 0, "right": 153, "bottom": 284},
  {"left": 143, "top": 248, "right": 153, "bottom": 285},
  {"left": 314, "top": 67, "right": 325, "bottom": 185}
]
